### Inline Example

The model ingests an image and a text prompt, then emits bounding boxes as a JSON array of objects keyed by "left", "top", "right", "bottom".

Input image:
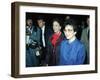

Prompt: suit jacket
[
  {"left": 81, "top": 27, "right": 89, "bottom": 64},
  {"left": 40, "top": 26, "right": 53, "bottom": 47}
]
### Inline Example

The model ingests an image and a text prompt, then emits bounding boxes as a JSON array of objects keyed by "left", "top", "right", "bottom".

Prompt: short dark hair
[
  {"left": 52, "top": 18, "right": 62, "bottom": 27},
  {"left": 64, "top": 19, "right": 77, "bottom": 32},
  {"left": 37, "top": 16, "right": 45, "bottom": 21}
]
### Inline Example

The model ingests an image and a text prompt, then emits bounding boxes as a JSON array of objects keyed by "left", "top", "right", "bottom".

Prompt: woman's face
[
  {"left": 64, "top": 25, "right": 76, "bottom": 40},
  {"left": 53, "top": 21, "right": 61, "bottom": 33}
]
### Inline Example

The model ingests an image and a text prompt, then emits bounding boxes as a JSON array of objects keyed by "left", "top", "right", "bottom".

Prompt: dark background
[{"left": 26, "top": 12, "right": 89, "bottom": 40}]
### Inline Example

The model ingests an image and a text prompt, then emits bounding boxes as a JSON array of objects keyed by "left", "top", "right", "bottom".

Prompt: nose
[
  {"left": 29, "top": 22, "right": 32, "bottom": 24},
  {"left": 65, "top": 31, "right": 70, "bottom": 36}
]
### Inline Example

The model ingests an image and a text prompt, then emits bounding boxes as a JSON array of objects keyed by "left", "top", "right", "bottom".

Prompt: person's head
[
  {"left": 86, "top": 17, "right": 90, "bottom": 27},
  {"left": 63, "top": 19, "right": 77, "bottom": 40},
  {"left": 65, "top": 16, "right": 70, "bottom": 20},
  {"left": 52, "top": 18, "right": 62, "bottom": 33},
  {"left": 37, "top": 16, "right": 45, "bottom": 28},
  {"left": 26, "top": 19, "right": 33, "bottom": 27}
]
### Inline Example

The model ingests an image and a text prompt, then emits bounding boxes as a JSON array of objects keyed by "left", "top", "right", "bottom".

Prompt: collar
[
  {"left": 41, "top": 25, "right": 45, "bottom": 30},
  {"left": 27, "top": 26, "right": 33, "bottom": 29},
  {"left": 68, "top": 36, "right": 76, "bottom": 44}
]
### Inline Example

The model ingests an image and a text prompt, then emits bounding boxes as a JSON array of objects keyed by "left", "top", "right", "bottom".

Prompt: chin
[
  {"left": 67, "top": 38, "right": 70, "bottom": 40},
  {"left": 66, "top": 37, "right": 70, "bottom": 40},
  {"left": 54, "top": 31, "right": 57, "bottom": 33}
]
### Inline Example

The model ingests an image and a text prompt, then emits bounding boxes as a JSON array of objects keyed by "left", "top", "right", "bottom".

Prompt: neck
[
  {"left": 68, "top": 36, "right": 76, "bottom": 43},
  {"left": 28, "top": 25, "right": 32, "bottom": 28},
  {"left": 41, "top": 25, "right": 45, "bottom": 29},
  {"left": 55, "top": 31, "right": 61, "bottom": 34},
  {"left": 29, "top": 25, "right": 32, "bottom": 26}
]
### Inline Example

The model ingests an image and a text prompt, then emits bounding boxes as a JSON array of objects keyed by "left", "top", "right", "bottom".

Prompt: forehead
[
  {"left": 65, "top": 25, "right": 74, "bottom": 30},
  {"left": 53, "top": 21, "right": 59, "bottom": 24},
  {"left": 27, "top": 19, "right": 32, "bottom": 22},
  {"left": 37, "top": 19, "right": 44, "bottom": 22}
]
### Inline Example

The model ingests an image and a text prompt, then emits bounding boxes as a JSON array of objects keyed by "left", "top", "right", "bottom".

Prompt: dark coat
[
  {"left": 81, "top": 27, "right": 89, "bottom": 64},
  {"left": 26, "top": 26, "right": 41, "bottom": 67},
  {"left": 46, "top": 33, "right": 64, "bottom": 66},
  {"left": 37, "top": 26, "right": 53, "bottom": 65},
  {"left": 43, "top": 26, "right": 53, "bottom": 47}
]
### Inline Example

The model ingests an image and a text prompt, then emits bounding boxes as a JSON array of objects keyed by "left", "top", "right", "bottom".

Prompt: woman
[
  {"left": 46, "top": 18, "right": 64, "bottom": 66},
  {"left": 59, "top": 19, "right": 86, "bottom": 65}
]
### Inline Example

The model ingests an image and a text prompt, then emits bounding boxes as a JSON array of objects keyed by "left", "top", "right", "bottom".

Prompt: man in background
[
  {"left": 26, "top": 19, "right": 41, "bottom": 67},
  {"left": 81, "top": 17, "right": 90, "bottom": 64},
  {"left": 37, "top": 16, "right": 53, "bottom": 65}
]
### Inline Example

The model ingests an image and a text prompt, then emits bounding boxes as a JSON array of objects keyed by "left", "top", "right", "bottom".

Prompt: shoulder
[
  {"left": 82, "top": 27, "right": 88, "bottom": 33},
  {"left": 37, "top": 27, "right": 40, "bottom": 30},
  {"left": 61, "top": 33, "right": 64, "bottom": 37},
  {"left": 59, "top": 33, "right": 65, "bottom": 40},
  {"left": 61, "top": 39, "right": 67, "bottom": 45},
  {"left": 75, "top": 39, "right": 85, "bottom": 48}
]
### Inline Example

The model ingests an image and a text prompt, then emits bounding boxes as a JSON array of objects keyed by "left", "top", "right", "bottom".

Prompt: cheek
[
  {"left": 53, "top": 26, "right": 57, "bottom": 30},
  {"left": 57, "top": 26, "right": 61, "bottom": 30},
  {"left": 69, "top": 32, "right": 74, "bottom": 36},
  {"left": 39, "top": 23, "right": 43, "bottom": 27},
  {"left": 64, "top": 32, "right": 68, "bottom": 38},
  {"left": 69, "top": 33, "right": 76, "bottom": 38},
  {"left": 65, "top": 32, "right": 74, "bottom": 38}
]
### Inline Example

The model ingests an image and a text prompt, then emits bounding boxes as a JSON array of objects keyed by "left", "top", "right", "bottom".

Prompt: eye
[{"left": 68, "top": 29, "right": 73, "bottom": 32}]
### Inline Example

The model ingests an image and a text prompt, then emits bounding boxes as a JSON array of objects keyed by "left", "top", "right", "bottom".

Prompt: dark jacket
[
  {"left": 81, "top": 27, "right": 89, "bottom": 64},
  {"left": 46, "top": 33, "right": 64, "bottom": 66},
  {"left": 26, "top": 26, "right": 41, "bottom": 67},
  {"left": 44, "top": 26, "right": 53, "bottom": 47}
]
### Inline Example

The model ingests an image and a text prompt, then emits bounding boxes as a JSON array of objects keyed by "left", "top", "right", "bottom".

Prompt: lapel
[
  {"left": 55, "top": 33, "right": 63, "bottom": 47},
  {"left": 29, "top": 26, "right": 37, "bottom": 39},
  {"left": 44, "top": 26, "right": 46, "bottom": 38},
  {"left": 44, "top": 26, "right": 48, "bottom": 42}
]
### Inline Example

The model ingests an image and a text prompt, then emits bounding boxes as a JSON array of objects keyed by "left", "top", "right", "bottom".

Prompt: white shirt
[
  {"left": 41, "top": 26, "right": 46, "bottom": 47},
  {"left": 68, "top": 36, "right": 76, "bottom": 44},
  {"left": 26, "top": 26, "right": 33, "bottom": 44}
]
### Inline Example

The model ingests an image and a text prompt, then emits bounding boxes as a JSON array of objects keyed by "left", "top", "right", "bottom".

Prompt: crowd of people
[{"left": 25, "top": 15, "right": 89, "bottom": 67}]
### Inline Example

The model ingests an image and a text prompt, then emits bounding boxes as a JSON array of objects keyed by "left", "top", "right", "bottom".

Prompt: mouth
[{"left": 66, "top": 35, "right": 70, "bottom": 38}]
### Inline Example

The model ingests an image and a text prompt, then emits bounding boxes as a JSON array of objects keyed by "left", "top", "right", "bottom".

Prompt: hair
[
  {"left": 52, "top": 18, "right": 62, "bottom": 27},
  {"left": 26, "top": 19, "right": 33, "bottom": 26},
  {"left": 37, "top": 16, "right": 45, "bottom": 21},
  {"left": 63, "top": 19, "right": 77, "bottom": 32},
  {"left": 26, "top": 19, "right": 38, "bottom": 32}
]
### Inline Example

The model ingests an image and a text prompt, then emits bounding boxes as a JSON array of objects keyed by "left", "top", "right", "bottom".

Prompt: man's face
[
  {"left": 27, "top": 19, "right": 33, "bottom": 26},
  {"left": 64, "top": 25, "right": 76, "bottom": 40},
  {"left": 37, "top": 19, "right": 45, "bottom": 28}
]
